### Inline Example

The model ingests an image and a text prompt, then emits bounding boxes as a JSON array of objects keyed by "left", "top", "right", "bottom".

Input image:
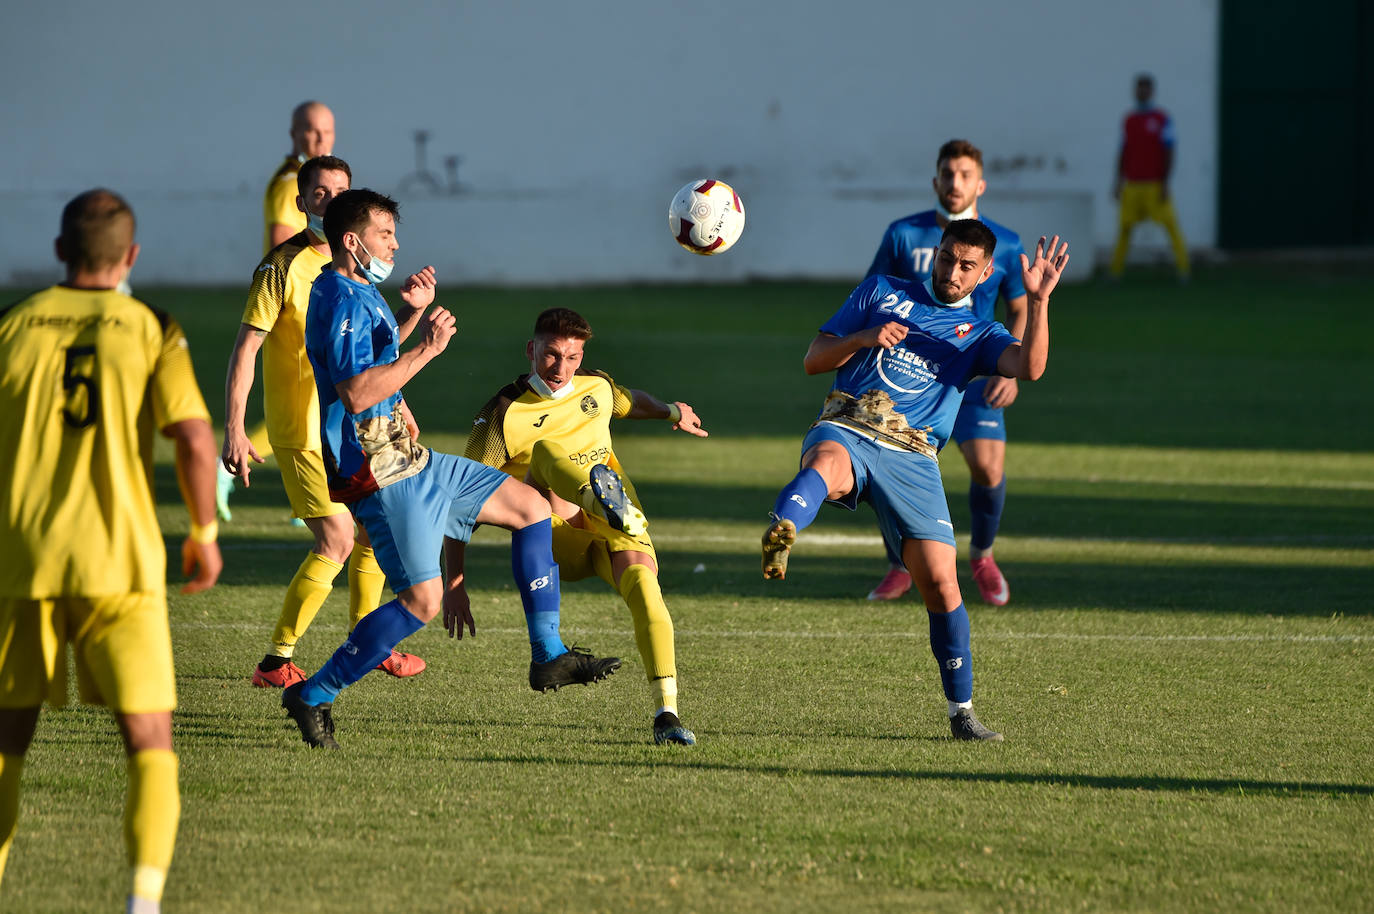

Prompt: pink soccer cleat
[
  {"left": 969, "top": 556, "right": 1010, "bottom": 606},
  {"left": 867, "top": 566, "right": 912, "bottom": 601},
  {"left": 375, "top": 650, "right": 426, "bottom": 678}
]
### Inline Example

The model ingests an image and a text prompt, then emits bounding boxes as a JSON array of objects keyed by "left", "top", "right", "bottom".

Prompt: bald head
[
  {"left": 290, "top": 101, "right": 335, "bottom": 158},
  {"left": 58, "top": 189, "right": 135, "bottom": 273}
]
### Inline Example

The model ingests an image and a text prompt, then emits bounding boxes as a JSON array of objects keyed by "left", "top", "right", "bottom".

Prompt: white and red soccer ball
[{"left": 668, "top": 179, "right": 746, "bottom": 255}]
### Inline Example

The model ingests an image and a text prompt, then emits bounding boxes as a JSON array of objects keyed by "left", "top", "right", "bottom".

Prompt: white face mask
[
  {"left": 349, "top": 235, "right": 393, "bottom": 284},
  {"left": 936, "top": 199, "right": 977, "bottom": 221},
  {"left": 527, "top": 371, "right": 572, "bottom": 399},
  {"left": 306, "top": 208, "right": 325, "bottom": 239}
]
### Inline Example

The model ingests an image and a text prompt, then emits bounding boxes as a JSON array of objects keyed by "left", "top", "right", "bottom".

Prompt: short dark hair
[
  {"left": 60, "top": 189, "right": 135, "bottom": 272},
  {"left": 940, "top": 219, "right": 997, "bottom": 259},
  {"left": 297, "top": 155, "right": 352, "bottom": 196},
  {"left": 532, "top": 307, "right": 593, "bottom": 341},
  {"left": 936, "top": 139, "right": 983, "bottom": 171},
  {"left": 323, "top": 189, "right": 399, "bottom": 252}
]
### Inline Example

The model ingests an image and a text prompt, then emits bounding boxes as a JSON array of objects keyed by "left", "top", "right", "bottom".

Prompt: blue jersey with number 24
[{"left": 819, "top": 275, "right": 1016, "bottom": 454}]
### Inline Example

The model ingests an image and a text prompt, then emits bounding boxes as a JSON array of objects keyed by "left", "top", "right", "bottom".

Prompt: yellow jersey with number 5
[{"left": 0, "top": 286, "right": 210, "bottom": 597}]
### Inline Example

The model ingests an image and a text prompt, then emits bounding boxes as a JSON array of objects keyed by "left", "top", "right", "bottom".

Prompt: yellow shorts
[
  {"left": 550, "top": 513, "right": 655, "bottom": 584},
  {"left": 277, "top": 447, "right": 349, "bottom": 520},
  {"left": 1118, "top": 181, "right": 1178, "bottom": 227},
  {"left": 0, "top": 593, "right": 176, "bottom": 713}
]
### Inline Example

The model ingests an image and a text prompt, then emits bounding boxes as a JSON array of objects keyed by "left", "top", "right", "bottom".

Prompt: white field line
[
  {"left": 215, "top": 531, "right": 1374, "bottom": 550},
  {"left": 175, "top": 621, "right": 1372, "bottom": 644}
]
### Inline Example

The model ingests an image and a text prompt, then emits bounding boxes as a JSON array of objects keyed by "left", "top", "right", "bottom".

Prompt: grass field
[{"left": 3, "top": 265, "right": 1372, "bottom": 913}]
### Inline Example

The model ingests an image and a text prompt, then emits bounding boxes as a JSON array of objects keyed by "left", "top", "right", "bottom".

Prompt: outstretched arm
[
  {"left": 222, "top": 324, "right": 267, "bottom": 484},
  {"left": 625, "top": 389, "right": 707, "bottom": 437},
  {"left": 803, "top": 322, "right": 908, "bottom": 375},
  {"left": 996, "top": 236, "right": 1069, "bottom": 382}
]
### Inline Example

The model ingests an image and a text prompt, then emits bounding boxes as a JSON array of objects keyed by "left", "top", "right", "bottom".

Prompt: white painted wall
[{"left": 2, "top": 0, "right": 1217, "bottom": 286}]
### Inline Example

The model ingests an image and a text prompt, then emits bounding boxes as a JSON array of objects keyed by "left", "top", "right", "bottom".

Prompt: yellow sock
[
  {"left": 270, "top": 553, "right": 343, "bottom": 656},
  {"left": 347, "top": 543, "right": 387, "bottom": 629},
  {"left": 125, "top": 750, "right": 179, "bottom": 904},
  {"left": 652, "top": 675, "right": 678, "bottom": 718},
  {"left": 616, "top": 564, "right": 677, "bottom": 711},
  {"left": 0, "top": 753, "right": 24, "bottom": 886},
  {"left": 247, "top": 422, "right": 273, "bottom": 461}
]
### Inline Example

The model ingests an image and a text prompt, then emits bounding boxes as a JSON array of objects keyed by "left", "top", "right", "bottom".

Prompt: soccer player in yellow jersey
[
  {"left": 265, "top": 101, "right": 335, "bottom": 252},
  {"left": 223, "top": 156, "right": 426, "bottom": 687},
  {"left": 0, "top": 190, "right": 222, "bottom": 914},
  {"left": 459, "top": 308, "right": 707, "bottom": 745},
  {"left": 219, "top": 100, "right": 337, "bottom": 521}
]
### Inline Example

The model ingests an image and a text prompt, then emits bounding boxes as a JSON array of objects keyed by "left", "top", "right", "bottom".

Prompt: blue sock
[
  {"left": 512, "top": 519, "right": 566, "bottom": 664},
  {"left": 299, "top": 599, "right": 425, "bottom": 704},
  {"left": 969, "top": 478, "right": 1006, "bottom": 552},
  {"left": 927, "top": 604, "right": 973, "bottom": 703},
  {"left": 772, "top": 468, "right": 828, "bottom": 531}
]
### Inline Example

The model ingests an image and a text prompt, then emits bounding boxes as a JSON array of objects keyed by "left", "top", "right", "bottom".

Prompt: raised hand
[
  {"left": 399, "top": 265, "right": 437, "bottom": 311},
  {"left": 1020, "top": 235, "right": 1070, "bottom": 301},
  {"left": 418, "top": 304, "right": 457, "bottom": 354}
]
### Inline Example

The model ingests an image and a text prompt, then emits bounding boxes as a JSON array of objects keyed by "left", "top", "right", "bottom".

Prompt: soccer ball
[{"left": 668, "top": 179, "right": 746, "bottom": 255}]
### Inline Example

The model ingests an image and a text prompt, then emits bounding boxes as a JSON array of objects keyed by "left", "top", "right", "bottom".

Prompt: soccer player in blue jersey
[
  {"left": 762, "top": 221, "right": 1068, "bottom": 740},
  {"left": 280, "top": 189, "right": 618, "bottom": 748},
  {"left": 864, "top": 139, "right": 1027, "bottom": 607}
]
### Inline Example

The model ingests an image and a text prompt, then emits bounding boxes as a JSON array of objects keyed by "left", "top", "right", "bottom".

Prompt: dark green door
[{"left": 1219, "top": 1, "right": 1373, "bottom": 247}]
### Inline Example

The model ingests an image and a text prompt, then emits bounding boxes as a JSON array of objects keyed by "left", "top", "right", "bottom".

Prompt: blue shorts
[
  {"left": 803, "top": 423, "right": 955, "bottom": 547},
  {"left": 350, "top": 451, "right": 509, "bottom": 593},
  {"left": 951, "top": 378, "right": 1006, "bottom": 444}
]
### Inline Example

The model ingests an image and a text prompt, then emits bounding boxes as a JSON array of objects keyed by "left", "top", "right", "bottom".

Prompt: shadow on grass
[{"left": 437, "top": 752, "right": 1374, "bottom": 799}]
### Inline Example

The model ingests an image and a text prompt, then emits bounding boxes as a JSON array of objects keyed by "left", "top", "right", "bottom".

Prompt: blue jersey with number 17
[
  {"left": 865, "top": 210, "right": 1026, "bottom": 323},
  {"left": 819, "top": 275, "right": 1016, "bottom": 454}
]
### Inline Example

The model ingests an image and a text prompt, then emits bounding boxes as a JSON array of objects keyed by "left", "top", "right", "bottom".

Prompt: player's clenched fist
[
  {"left": 419, "top": 305, "right": 457, "bottom": 352},
  {"left": 863, "top": 321, "right": 908, "bottom": 350}
]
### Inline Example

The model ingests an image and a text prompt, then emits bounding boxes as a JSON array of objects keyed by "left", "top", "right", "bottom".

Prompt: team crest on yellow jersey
[{"left": 580, "top": 395, "right": 600, "bottom": 418}]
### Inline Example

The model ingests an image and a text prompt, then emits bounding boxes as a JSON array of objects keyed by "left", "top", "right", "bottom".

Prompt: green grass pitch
[{"left": 2, "top": 264, "right": 1371, "bottom": 912}]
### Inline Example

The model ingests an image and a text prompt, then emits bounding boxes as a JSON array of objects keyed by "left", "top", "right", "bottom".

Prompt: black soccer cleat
[
  {"left": 529, "top": 645, "right": 621, "bottom": 692},
  {"left": 587, "top": 463, "right": 647, "bottom": 535},
  {"left": 950, "top": 708, "right": 1003, "bottom": 742},
  {"left": 282, "top": 682, "right": 340, "bottom": 749},
  {"left": 653, "top": 711, "right": 697, "bottom": 746}
]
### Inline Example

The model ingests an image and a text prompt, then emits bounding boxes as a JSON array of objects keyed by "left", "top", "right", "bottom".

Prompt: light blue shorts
[
  {"left": 803, "top": 423, "right": 955, "bottom": 547},
  {"left": 951, "top": 378, "right": 1006, "bottom": 444},
  {"left": 350, "top": 451, "right": 509, "bottom": 593}
]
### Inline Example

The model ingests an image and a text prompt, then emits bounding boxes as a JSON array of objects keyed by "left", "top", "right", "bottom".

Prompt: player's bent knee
[
  {"left": 397, "top": 579, "right": 443, "bottom": 623},
  {"left": 478, "top": 479, "right": 552, "bottom": 530}
]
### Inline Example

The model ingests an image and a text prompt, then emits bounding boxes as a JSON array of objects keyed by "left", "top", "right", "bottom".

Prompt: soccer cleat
[
  {"left": 653, "top": 711, "right": 697, "bottom": 746},
  {"left": 374, "top": 650, "right": 426, "bottom": 678},
  {"left": 529, "top": 645, "right": 621, "bottom": 692},
  {"left": 950, "top": 708, "right": 1003, "bottom": 742},
  {"left": 867, "top": 566, "right": 912, "bottom": 601},
  {"left": 281, "top": 682, "right": 340, "bottom": 749},
  {"left": 761, "top": 514, "right": 797, "bottom": 580},
  {"left": 586, "top": 463, "right": 647, "bottom": 536},
  {"left": 252, "top": 660, "right": 307, "bottom": 688},
  {"left": 970, "top": 556, "right": 1010, "bottom": 606},
  {"left": 215, "top": 465, "right": 235, "bottom": 522}
]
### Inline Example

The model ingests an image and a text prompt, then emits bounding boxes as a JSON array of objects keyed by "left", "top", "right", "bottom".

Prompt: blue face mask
[
  {"left": 306, "top": 208, "right": 325, "bottom": 240},
  {"left": 350, "top": 236, "right": 394, "bottom": 284}
]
